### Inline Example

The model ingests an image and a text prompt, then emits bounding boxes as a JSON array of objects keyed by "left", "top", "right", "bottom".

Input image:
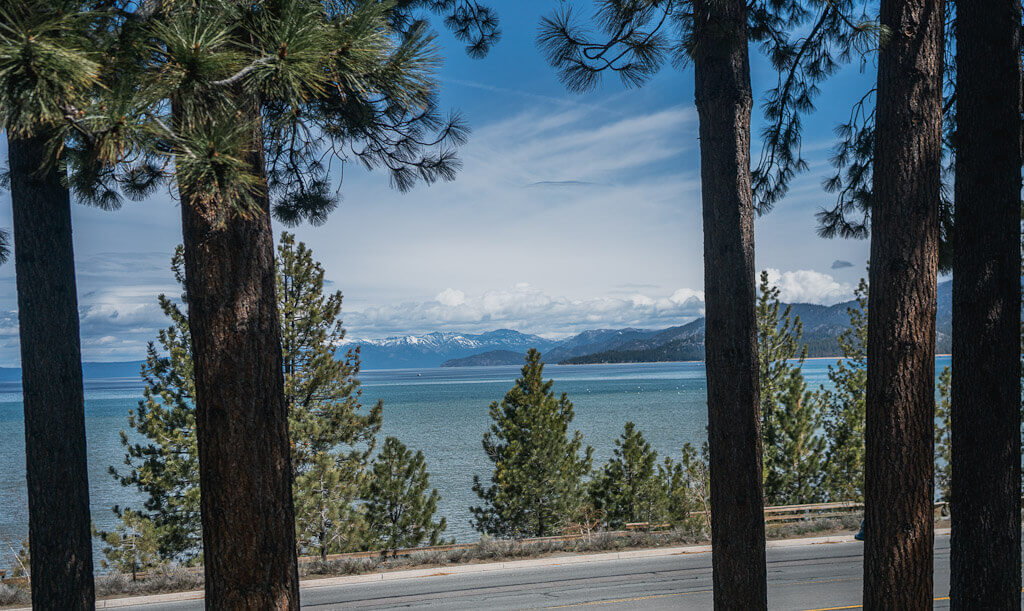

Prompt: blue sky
[{"left": 0, "top": 1, "right": 881, "bottom": 365}]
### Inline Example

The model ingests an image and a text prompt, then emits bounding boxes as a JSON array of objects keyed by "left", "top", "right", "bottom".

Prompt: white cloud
[
  {"left": 344, "top": 269, "right": 853, "bottom": 339},
  {"left": 345, "top": 283, "right": 707, "bottom": 338},
  {"left": 435, "top": 288, "right": 466, "bottom": 307},
  {"left": 763, "top": 268, "right": 853, "bottom": 305},
  {"left": 0, "top": 251, "right": 179, "bottom": 365}
]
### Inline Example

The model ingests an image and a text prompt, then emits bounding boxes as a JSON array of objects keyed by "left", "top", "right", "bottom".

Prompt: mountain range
[
  {"left": 0, "top": 281, "right": 954, "bottom": 377},
  {"left": 366, "top": 280, "right": 953, "bottom": 369}
]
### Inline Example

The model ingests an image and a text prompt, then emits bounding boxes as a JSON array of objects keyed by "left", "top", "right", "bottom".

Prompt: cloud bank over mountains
[
  {"left": 342, "top": 268, "right": 852, "bottom": 339},
  {"left": 0, "top": 264, "right": 854, "bottom": 365}
]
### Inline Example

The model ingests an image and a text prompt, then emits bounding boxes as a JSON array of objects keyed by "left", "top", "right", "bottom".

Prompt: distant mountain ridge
[
  {"left": 0, "top": 282, "right": 955, "bottom": 375},
  {"left": 441, "top": 350, "right": 528, "bottom": 367},
  {"left": 350, "top": 329, "right": 559, "bottom": 369},
  {"left": 362, "top": 280, "right": 953, "bottom": 368}
]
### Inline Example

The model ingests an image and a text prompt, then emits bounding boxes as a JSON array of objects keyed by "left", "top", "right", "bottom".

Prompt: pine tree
[
  {"left": 934, "top": 366, "right": 951, "bottom": 503},
  {"left": 764, "top": 371, "right": 825, "bottom": 505},
  {"left": 471, "top": 349, "right": 593, "bottom": 538},
  {"left": 864, "top": 0, "right": 944, "bottom": 601},
  {"left": 589, "top": 423, "right": 667, "bottom": 528},
  {"left": 279, "top": 232, "right": 383, "bottom": 559},
  {"left": 820, "top": 278, "right": 867, "bottom": 502},
  {"left": 364, "top": 437, "right": 447, "bottom": 554},
  {"left": 756, "top": 269, "right": 817, "bottom": 505},
  {"left": 124, "top": 2, "right": 487, "bottom": 602},
  {"left": 950, "top": 0, "right": 1022, "bottom": 605},
  {"left": 667, "top": 442, "right": 711, "bottom": 532},
  {"left": 0, "top": 229, "right": 9, "bottom": 264},
  {"left": 657, "top": 458, "right": 696, "bottom": 530},
  {"left": 294, "top": 453, "right": 366, "bottom": 561},
  {"left": 112, "top": 235, "right": 381, "bottom": 562},
  {"left": 97, "top": 510, "right": 163, "bottom": 581},
  {"left": 0, "top": 3, "right": 105, "bottom": 604}
]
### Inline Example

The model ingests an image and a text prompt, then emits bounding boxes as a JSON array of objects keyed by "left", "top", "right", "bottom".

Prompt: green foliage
[
  {"left": 819, "top": 277, "right": 868, "bottom": 502},
  {"left": 121, "top": 0, "right": 470, "bottom": 226},
  {"left": 471, "top": 349, "right": 593, "bottom": 538},
  {"left": 669, "top": 442, "right": 711, "bottom": 532},
  {"left": 279, "top": 232, "right": 382, "bottom": 559},
  {"left": 113, "top": 234, "right": 383, "bottom": 561},
  {"left": 935, "top": 366, "right": 952, "bottom": 503},
  {"left": 294, "top": 453, "right": 367, "bottom": 561},
  {"left": 97, "top": 510, "right": 163, "bottom": 581},
  {"left": 757, "top": 269, "right": 808, "bottom": 493},
  {"left": 390, "top": 1, "right": 500, "bottom": 59},
  {"left": 0, "top": 1, "right": 100, "bottom": 136},
  {"left": 0, "top": 0, "right": 159, "bottom": 209},
  {"left": 364, "top": 437, "right": 447, "bottom": 553},
  {"left": 764, "top": 371, "right": 825, "bottom": 505},
  {"left": 588, "top": 423, "right": 666, "bottom": 528},
  {"left": 756, "top": 270, "right": 825, "bottom": 505}
]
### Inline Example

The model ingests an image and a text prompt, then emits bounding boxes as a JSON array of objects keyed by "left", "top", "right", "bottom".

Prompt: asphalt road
[{"left": 130, "top": 534, "right": 991, "bottom": 610}]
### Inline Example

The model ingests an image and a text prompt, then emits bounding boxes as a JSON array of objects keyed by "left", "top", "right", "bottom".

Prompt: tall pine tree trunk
[
  {"left": 864, "top": 0, "right": 943, "bottom": 606},
  {"left": 175, "top": 105, "right": 300, "bottom": 608},
  {"left": 692, "top": 0, "right": 767, "bottom": 607},
  {"left": 950, "top": 0, "right": 1022, "bottom": 605},
  {"left": 9, "top": 134, "right": 95, "bottom": 609}
]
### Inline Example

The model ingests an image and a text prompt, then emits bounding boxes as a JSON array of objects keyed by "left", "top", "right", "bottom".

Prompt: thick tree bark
[
  {"left": 9, "top": 134, "right": 95, "bottom": 609},
  {"left": 950, "top": 0, "right": 1023, "bottom": 606},
  {"left": 864, "top": 0, "right": 944, "bottom": 606},
  {"left": 176, "top": 114, "right": 300, "bottom": 608},
  {"left": 692, "top": 0, "right": 767, "bottom": 608}
]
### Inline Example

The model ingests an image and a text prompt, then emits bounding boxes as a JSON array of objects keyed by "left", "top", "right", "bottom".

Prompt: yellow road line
[
  {"left": 543, "top": 589, "right": 712, "bottom": 608},
  {"left": 801, "top": 589, "right": 1024, "bottom": 611},
  {"left": 548, "top": 586, "right": 1022, "bottom": 609}
]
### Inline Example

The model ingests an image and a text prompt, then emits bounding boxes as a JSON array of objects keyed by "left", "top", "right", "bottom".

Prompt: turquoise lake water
[{"left": 0, "top": 357, "right": 951, "bottom": 567}]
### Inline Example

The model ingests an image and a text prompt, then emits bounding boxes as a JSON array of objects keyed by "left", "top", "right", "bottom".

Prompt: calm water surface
[{"left": 0, "top": 357, "right": 951, "bottom": 567}]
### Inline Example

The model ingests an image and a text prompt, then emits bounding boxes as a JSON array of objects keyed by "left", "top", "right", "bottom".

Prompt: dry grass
[
  {"left": 95, "top": 565, "right": 204, "bottom": 597},
  {"left": 0, "top": 584, "right": 28, "bottom": 607}
]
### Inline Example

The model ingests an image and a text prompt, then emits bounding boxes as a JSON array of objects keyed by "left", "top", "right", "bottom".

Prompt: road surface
[{"left": 122, "top": 534, "right": 1001, "bottom": 610}]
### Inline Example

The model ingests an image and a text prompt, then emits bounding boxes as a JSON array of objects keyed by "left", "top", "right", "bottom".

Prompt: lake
[{"left": 0, "top": 356, "right": 951, "bottom": 568}]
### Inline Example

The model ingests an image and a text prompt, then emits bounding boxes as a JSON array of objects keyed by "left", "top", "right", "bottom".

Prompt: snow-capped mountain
[
  {"left": 347, "top": 279, "right": 956, "bottom": 370},
  {"left": 347, "top": 329, "right": 559, "bottom": 369}
]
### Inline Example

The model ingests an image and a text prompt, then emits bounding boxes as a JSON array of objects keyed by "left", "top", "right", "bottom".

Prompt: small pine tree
[
  {"left": 589, "top": 422, "right": 666, "bottom": 528},
  {"left": 363, "top": 437, "right": 447, "bottom": 553},
  {"left": 471, "top": 349, "right": 593, "bottom": 538},
  {"left": 97, "top": 510, "right": 162, "bottom": 581},
  {"left": 756, "top": 270, "right": 808, "bottom": 491},
  {"left": 935, "top": 366, "right": 952, "bottom": 503},
  {"left": 294, "top": 453, "right": 366, "bottom": 561},
  {"left": 279, "top": 232, "right": 382, "bottom": 558},
  {"left": 668, "top": 442, "right": 711, "bottom": 532},
  {"left": 764, "top": 371, "right": 826, "bottom": 505},
  {"left": 820, "top": 278, "right": 868, "bottom": 502}
]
